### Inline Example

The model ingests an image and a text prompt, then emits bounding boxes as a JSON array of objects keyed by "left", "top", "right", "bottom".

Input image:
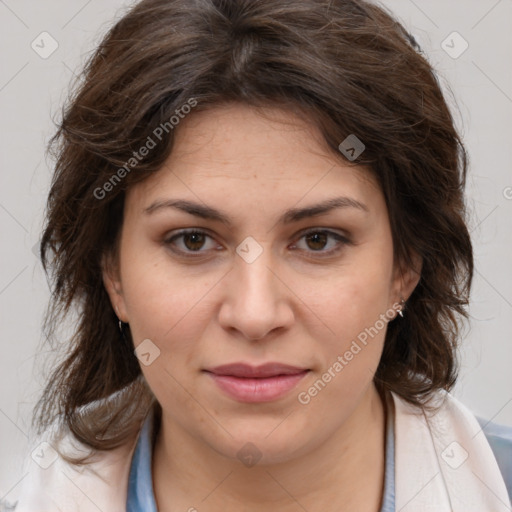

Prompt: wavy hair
[{"left": 34, "top": 0, "right": 473, "bottom": 464}]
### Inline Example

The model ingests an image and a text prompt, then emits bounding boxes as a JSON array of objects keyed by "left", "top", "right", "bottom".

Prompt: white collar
[{"left": 392, "top": 389, "right": 510, "bottom": 511}]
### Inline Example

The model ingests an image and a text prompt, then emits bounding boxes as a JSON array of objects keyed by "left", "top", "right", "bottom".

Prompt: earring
[
  {"left": 117, "top": 318, "right": 131, "bottom": 346},
  {"left": 398, "top": 296, "right": 406, "bottom": 317}
]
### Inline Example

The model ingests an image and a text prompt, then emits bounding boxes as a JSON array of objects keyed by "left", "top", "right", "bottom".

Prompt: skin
[{"left": 103, "top": 103, "right": 421, "bottom": 511}]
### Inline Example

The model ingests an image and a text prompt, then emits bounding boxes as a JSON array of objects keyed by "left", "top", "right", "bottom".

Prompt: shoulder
[
  {"left": 391, "top": 390, "right": 512, "bottom": 505},
  {"left": 12, "top": 422, "right": 139, "bottom": 512},
  {"left": 477, "top": 416, "right": 512, "bottom": 503},
  {"left": 431, "top": 392, "right": 512, "bottom": 501}
]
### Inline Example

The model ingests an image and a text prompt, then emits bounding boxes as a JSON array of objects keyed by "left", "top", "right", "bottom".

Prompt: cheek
[
  {"left": 297, "top": 277, "right": 390, "bottom": 418},
  {"left": 119, "top": 255, "right": 213, "bottom": 414},
  {"left": 117, "top": 229, "right": 214, "bottom": 336},
  {"left": 304, "top": 256, "right": 393, "bottom": 341},
  {"left": 297, "top": 242, "right": 394, "bottom": 381}
]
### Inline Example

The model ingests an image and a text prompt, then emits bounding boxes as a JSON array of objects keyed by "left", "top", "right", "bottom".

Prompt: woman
[{"left": 12, "top": 0, "right": 511, "bottom": 511}]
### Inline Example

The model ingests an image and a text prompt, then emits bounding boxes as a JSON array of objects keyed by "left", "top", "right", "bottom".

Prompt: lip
[
  {"left": 203, "top": 363, "right": 310, "bottom": 403},
  {"left": 206, "top": 362, "right": 308, "bottom": 378}
]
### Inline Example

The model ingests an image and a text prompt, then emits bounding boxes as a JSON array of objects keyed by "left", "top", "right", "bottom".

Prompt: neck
[{"left": 153, "top": 384, "right": 387, "bottom": 512}]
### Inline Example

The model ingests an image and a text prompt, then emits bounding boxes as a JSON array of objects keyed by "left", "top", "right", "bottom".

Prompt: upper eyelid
[{"left": 293, "top": 227, "right": 349, "bottom": 240}]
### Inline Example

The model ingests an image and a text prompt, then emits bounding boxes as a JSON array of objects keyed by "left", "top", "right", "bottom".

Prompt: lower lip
[{"left": 205, "top": 371, "right": 309, "bottom": 403}]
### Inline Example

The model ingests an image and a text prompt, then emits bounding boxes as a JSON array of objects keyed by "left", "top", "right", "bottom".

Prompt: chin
[{"left": 205, "top": 423, "right": 308, "bottom": 466}]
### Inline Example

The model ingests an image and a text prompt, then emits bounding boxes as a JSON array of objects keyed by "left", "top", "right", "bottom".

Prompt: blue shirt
[{"left": 126, "top": 402, "right": 512, "bottom": 511}]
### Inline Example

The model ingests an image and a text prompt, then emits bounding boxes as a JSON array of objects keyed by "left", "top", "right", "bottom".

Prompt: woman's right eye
[{"left": 164, "top": 229, "right": 221, "bottom": 256}]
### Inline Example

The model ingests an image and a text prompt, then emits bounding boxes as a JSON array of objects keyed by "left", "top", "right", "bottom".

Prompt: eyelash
[{"left": 163, "top": 228, "right": 351, "bottom": 259}]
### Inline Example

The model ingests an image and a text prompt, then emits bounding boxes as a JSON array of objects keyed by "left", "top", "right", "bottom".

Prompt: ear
[
  {"left": 101, "top": 250, "right": 129, "bottom": 322},
  {"left": 390, "top": 250, "right": 422, "bottom": 313}
]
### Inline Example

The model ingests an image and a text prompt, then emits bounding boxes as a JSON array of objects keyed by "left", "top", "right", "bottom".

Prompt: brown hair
[{"left": 34, "top": 0, "right": 473, "bottom": 464}]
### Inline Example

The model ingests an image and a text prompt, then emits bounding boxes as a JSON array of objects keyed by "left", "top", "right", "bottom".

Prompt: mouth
[{"left": 203, "top": 362, "right": 310, "bottom": 403}]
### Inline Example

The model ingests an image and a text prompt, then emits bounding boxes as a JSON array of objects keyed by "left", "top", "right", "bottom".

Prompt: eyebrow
[{"left": 143, "top": 196, "right": 369, "bottom": 225}]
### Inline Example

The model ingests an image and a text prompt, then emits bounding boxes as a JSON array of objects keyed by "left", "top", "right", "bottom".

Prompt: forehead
[{"left": 126, "top": 103, "right": 382, "bottom": 215}]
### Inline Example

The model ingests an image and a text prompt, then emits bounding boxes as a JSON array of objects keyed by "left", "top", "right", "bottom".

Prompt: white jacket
[{"left": 9, "top": 390, "right": 511, "bottom": 511}]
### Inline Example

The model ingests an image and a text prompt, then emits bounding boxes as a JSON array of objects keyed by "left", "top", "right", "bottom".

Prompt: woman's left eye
[{"left": 290, "top": 229, "right": 350, "bottom": 256}]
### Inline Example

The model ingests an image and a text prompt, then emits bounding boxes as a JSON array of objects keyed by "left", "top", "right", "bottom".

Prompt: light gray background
[{"left": 1, "top": 0, "right": 511, "bottom": 503}]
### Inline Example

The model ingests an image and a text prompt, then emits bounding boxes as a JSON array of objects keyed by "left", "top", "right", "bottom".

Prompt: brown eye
[
  {"left": 291, "top": 229, "right": 350, "bottom": 257},
  {"left": 182, "top": 232, "right": 206, "bottom": 251},
  {"left": 304, "top": 232, "right": 328, "bottom": 251},
  {"left": 164, "top": 229, "right": 220, "bottom": 256}
]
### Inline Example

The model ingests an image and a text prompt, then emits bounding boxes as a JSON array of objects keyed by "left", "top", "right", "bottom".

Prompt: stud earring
[{"left": 398, "top": 296, "right": 406, "bottom": 317}]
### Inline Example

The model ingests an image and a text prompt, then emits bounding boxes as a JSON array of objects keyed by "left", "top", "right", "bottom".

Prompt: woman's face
[{"left": 104, "top": 103, "right": 418, "bottom": 464}]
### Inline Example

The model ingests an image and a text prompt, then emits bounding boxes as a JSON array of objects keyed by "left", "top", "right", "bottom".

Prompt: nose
[{"left": 218, "top": 247, "right": 294, "bottom": 341}]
